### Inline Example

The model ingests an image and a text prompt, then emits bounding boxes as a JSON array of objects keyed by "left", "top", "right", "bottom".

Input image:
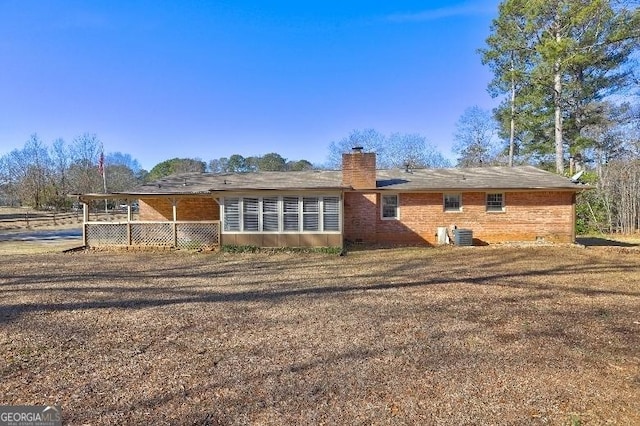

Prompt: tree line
[
  {"left": 0, "top": 136, "right": 321, "bottom": 210},
  {"left": 146, "top": 153, "right": 314, "bottom": 182},
  {"left": 477, "top": 0, "right": 640, "bottom": 235},
  {"left": 0, "top": 133, "right": 143, "bottom": 210}
]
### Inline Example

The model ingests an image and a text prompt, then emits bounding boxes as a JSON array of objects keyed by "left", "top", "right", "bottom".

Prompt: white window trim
[
  {"left": 486, "top": 192, "right": 506, "bottom": 213},
  {"left": 443, "top": 193, "right": 462, "bottom": 213},
  {"left": 222, "top": 195, "right": 341, "bottom": 233},
  {"left": 381, "top": 193, "right": 400, "bottom": 220}
]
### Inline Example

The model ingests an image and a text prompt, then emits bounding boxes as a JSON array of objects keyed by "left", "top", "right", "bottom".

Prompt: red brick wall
[
  {"left": 139, "top": 197, "right": 220, "bottom": 221},
  {"left": 343, "top": 192, "right": 378, "bottom": 243},
  {"left": 344, "top": 191, "right": 575, "bottom": 245},
  {"left": 342, "top": 152, "right": 376, "bottom": 189}
]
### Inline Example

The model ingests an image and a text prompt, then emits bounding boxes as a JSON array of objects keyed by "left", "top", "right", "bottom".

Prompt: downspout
[{"left": 340, "top": 191, "right": 345, "bottom": 249}]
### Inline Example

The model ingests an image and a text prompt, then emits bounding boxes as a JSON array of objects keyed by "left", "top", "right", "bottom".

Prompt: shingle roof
[
  {"left": 128, "top": 170, "right": 346, "bottom": 194},
  {"left": 113, "top": 165, "right": 583, "bottom": 196},
  {"left": 375, "top": 166, "right": 583, "bottom": 191}
]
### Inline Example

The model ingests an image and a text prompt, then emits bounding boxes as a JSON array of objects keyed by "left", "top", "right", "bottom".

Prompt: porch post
[
  {"left": 127, "top": 202, "right": 132, "bottom": 246},
  {"left": 82, "top": 202, "right": 89, "bottom": 247},
  {"left": 172, "top": 198, "right": 178, "bottom": 247}
]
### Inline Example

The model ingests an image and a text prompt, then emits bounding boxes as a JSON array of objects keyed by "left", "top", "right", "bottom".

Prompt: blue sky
[{"left": 0, "top": 0, "right": 500, "bottom": 170}]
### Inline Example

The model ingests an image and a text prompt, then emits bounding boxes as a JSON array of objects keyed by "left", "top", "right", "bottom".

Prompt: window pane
[
  {"left": 283, "top": 197, "right": 299, "bottom": 231},
  {"left": 303, "top": 197, "right": 319, "bottom": 212},
  {"left": 486, "top": 193, "right": 504, "bottom": 211},
  {"left": 262, "top": 197, "right": 279, "bottom": 231},
  {"left": 323, "top": 197, "right": 340, "bottom": 231},
  {"left": 444, "top": 194, "right": 461, "bottom": 211},
  {"left": 243, "top": 197, "right": 259, "bottom": 231},
  {"left": 263, "top": 197, "right": 278, "bottom": 213},
  {"left": 224, "top": 198, "right": 240, "bottom": 231},
  {"left": 382, "top": 195, "right": 398, "bottom": 218},
  {"left": 303, "top": 213, "right": 319, "bottom": 231},
  {"left": 303, "top": 197, "right": 319, "bottom": 231}
]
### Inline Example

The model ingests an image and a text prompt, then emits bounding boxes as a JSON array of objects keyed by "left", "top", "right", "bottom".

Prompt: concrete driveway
[{"left": 0, "top": 228, "right": 82, "bottom": 242}]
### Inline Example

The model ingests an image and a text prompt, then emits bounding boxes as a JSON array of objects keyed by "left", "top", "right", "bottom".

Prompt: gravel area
[{"left": 1, "top": 246, "right": 639, "bottom": 425}]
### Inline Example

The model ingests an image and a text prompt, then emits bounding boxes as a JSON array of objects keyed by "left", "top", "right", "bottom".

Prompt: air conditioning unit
[{"left": 453, "top": 229, "right": 473, "bottom": 246}]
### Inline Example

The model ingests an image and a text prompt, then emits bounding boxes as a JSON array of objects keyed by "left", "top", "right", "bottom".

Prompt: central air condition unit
[{"left": 453, "top": 229, "right": 473, "bottom": 246}]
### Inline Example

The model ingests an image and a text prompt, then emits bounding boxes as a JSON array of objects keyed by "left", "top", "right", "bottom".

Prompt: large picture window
[{"left": 223, "top": 196, "right": 341, "bottom": 233}]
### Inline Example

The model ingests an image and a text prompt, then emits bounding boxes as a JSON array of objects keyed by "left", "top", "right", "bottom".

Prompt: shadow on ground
[{"left": 576, "top": 237, "right": 640, "bottom": 247}]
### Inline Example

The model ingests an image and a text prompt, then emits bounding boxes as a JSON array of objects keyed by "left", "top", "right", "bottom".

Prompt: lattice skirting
[
  {"left": 85, "top": 222, "right": 220, "bottom": 250},
  {"left": 131, "top": 223, "right": 173, "bottom": 246},
  {"left": 86, "top": 224, "right": 128, "bottom": 246},
  {"left": 176, "top": 222, "right": 220, "bottom": 249}
]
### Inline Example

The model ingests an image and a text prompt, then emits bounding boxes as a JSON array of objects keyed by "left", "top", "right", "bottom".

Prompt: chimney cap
[{"left": 351, "top": 146, "right": 364, "bottom": 153}]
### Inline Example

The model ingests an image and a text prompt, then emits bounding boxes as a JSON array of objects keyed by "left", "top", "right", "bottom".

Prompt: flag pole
[{"left": 99, "top": 145, "right": 107, "bottom": 214}]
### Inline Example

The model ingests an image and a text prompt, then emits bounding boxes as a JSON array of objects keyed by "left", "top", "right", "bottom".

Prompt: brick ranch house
[{"left": 76, "top": 149, "right": 585, "bottom": 250}]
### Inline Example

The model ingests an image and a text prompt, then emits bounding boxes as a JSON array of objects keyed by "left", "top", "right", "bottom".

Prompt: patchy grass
[
  {"left": 0, "top": 246, "right": 639, "bottom": 425},
  {"left": 0, "top": 239, "right": 82, "bottom": 255},
  {"left": 221, "top": 244, "right": 344, "bottom": 255}
]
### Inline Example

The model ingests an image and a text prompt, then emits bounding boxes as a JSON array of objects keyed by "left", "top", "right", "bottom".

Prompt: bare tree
[
  {"left": 0, "top": 135, "right": 53, "bottom": 208},
  {"left": 50, "top": 138, "right": 72, "bottom": 209},
  {"left": 452, "top": 106, "right": 501, "bottom": 167},
  {"left": 600, "top": 160, "right": 640, "bottom": 233},
  {"left": 327, "top": 129, "right": 450, "bottom": 169},
  {"left": 68, "top": 133, "right": 103, "bottom": 194}
]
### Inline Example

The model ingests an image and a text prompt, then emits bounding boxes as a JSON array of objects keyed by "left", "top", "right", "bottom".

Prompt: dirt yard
[{"left": 0, "top": 246, "right": 638, "bottom": 425}]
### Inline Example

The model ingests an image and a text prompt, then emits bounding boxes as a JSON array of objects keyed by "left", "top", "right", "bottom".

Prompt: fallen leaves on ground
[{"left": 0, "top": 246, "right": 638, "bottom": 425}]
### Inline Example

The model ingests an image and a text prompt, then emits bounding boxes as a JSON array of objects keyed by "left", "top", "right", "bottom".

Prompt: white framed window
[
  {"left": 243, "top": 197, "right": 259, "bottom": 231},
  {"left": 381, "top": 194, "right": 399, "bottom": 219},
  {"left": 223, "top": 197, "right": 240, "bottom": 231},
  {"left": 323, "top": 197, "right": 340, "bottom": 231},
  {"left": 222, "top": 195, "right": 340, "bottom": 233},
  {"left": 303, "top": 197, "right": 320, "bottom": 231},
  {"left": 486, "top": 193, "right": 505, "bottom": 212},
  {"left": 444, "top": 193, "right": 462, "bottom": 212},
  {"left": 262, "top": 197, "right": 279, "bottom": 230},
  {"left": 283, "top": 197, "right": 299, "bottom": 231}
]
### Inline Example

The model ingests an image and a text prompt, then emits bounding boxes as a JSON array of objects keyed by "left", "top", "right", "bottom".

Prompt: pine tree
[{"left": 481, "top": 0, "right": 639, "bottom": 174}]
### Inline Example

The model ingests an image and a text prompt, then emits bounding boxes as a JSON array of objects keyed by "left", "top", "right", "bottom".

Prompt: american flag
[{"left": 98, "top": 151, "right": 105, "bottom": 175}]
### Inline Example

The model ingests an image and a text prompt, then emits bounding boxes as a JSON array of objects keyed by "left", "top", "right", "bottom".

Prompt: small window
[
  {"left": 382, "top": 194, "right": 399, "bottom": 219},
  {"left": 486, "top": 193, "right": 505, "bottom": 212},
  {"left": 444, "top": 194, "right": 462, "bottom": 212}
]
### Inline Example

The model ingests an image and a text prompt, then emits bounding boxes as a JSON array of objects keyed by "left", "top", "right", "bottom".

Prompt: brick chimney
[{"left": 341, "top": 147, "right": 377, "bottom": 189}]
